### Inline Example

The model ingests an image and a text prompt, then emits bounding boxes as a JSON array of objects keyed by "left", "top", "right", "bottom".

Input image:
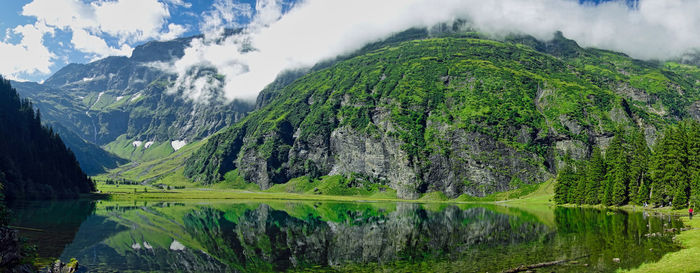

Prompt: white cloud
[
  {"left": 250, "top": 0, "right": 284, "bottom": 30},
  {"left": 22, "top": 0, "right": 179, "bottom": 58},
  {"left": 200, "top": 0, "right": 253, "bottom": 38},
  {"left": 165, "top": 0, "right": 700, "bottom": 104},
  {"left": 22, "top": 0, "right": 94, "bottom": 31},
  {"left": 443, "top": 0, "right": 700, "bottom": 60},
  {"left": 159, "top": 23, "right": 188, "bottom": 41},
  {"left": 167, "top": 35, "right": 250, "bottom": 103},
  {"left": 0, "top": 22, "right": 55, "bottom": 80},
  {"left": 92, "top": 0, "right": 171, "bottom": 43},
  {"left": 71, "top": 28, "right": 132, "bottom": 58},
  {"left": 164, "top": 0, "right": 192, "bottom": 8},
  {"left": 4, "top": 29, "right": 12, "bottom": 42}
]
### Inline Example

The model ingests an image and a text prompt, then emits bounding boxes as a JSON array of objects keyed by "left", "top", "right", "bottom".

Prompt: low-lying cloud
[{"left": 168, "top": 0, "right": 700, "bottom": 103}]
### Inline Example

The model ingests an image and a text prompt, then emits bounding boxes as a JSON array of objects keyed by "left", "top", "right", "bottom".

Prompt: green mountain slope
[
  {"left": 0, "top": 78, "right": 94, "bottom": 200},
  {"left": 13, "top": 33, "right": 253, "bottom": 167},
  {"left": 9, "top": 26, "right": 463, "bottom": 174},
  {"left": 184, "top": 34, "right": 700, "bottom": 199}
]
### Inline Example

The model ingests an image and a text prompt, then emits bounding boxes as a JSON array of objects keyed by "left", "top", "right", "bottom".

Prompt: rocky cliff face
[{"left": 185, "top": 35, "right": 700, "bottom": 198}]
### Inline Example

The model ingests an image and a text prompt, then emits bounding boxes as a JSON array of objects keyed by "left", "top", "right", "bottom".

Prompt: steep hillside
[
  {"left": 0, "top": 77, "right": 94, "bottom": 200},
  {"left": 9, "top": 81, "right": 126, "bottom": 175},
  {"left": 13, "top": 32, "right": 253, "bottom": 167},
  {"left": 50, "top": 123, "right": 127, "bottom": 175},
  {"left": 184, "top": 34, "right": 700, "bottom": 199},
  {"left": 10, "top": 26, "right": 465, "bottom": 174},
  {"left": 254, "top": 24, "right": 471, "bottom": 110}
]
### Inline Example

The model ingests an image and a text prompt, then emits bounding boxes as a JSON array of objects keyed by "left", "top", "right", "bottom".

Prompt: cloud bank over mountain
[
  {"left": 3, "top": 0, "right": 699, "bottom": 100},
  {"left": 166, "top": 0, "right": 700, "bottom": 103}
]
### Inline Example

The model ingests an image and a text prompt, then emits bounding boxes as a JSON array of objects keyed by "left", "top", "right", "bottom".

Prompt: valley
[{"left": 2, "top": 1, "right": 700, "bottom": 272}]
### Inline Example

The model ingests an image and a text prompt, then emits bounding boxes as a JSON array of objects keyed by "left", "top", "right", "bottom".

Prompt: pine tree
[
  {"left": 603, "top": 132, "right": 626, "bottom": 206},
  {"left": 687, "top": 121, "right": 700, "bottom": 207},
  {"left": 585, "top": 147, "right": 605, "bottom": 204},
  {"left": 638, "top": 176, "right": 651, "bottom": 205},
  {"left": 649, "top": 128, "right": 674, "bottom": 206},
  {"left": 610, "top": 147, "right": 630, "bottom": 206},
  {"left": 671, "top": 124, "right": 690, "bottom": 209},
  {"left": 649, "top": 133, "right": 670, "bottom": 206},
  {"left": 600, "top": 173, "right": 613, "bottom": 206},
  {"left": 555, "top": 164, "right": 577, "bottom": 204},
  {"left": 573, "top": 170, "right": 586, "bottom": 204},
  {"left": 629, "top": 128, "right": 650, "bottom": 204},
  {"left": 650, "top": 126, "right": 690, "bottom": 208}
]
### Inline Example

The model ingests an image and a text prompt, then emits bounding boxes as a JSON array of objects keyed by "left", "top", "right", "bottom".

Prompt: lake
[{"left": 9, "top": 200, "right": 683, "bottom": 272}]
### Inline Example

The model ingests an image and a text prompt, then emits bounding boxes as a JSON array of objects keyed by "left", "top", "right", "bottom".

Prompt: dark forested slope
[{"left": 0, "top": 77, "right": 94, "bottom": 200}]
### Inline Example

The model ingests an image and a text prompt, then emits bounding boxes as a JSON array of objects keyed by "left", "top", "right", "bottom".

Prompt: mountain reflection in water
[{"left": 9, "top": 200, "right": 682, "bottom": 272}]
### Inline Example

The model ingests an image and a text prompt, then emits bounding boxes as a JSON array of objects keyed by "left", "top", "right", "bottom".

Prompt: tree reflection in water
[{"left": 11, "top": 201, "right": 683, "bottom": 272}]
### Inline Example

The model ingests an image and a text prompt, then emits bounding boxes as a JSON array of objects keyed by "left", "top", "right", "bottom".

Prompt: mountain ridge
[
  {"left": 11, "top": 28, "right": 700, "bottom": 199},
  {"left": 183, "top": 33, "right": 700, "bottom": 199},
  {"left": 13, "top": 32, "right": 252, "bottom": 173}
]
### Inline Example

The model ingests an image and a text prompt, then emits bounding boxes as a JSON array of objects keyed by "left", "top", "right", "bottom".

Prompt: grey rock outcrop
[
  {"left": 46, "top": 259, "right": 78, "bottom": 273},
  {"left": 0, "top": 227, "right": 34, "bottom": 273}
]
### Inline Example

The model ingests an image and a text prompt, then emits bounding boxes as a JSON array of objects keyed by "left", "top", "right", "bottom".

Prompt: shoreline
[
  {"left": 100, "top": 188, "right": 700, "bottom": 272},
  {"left": 89, "top": 189, "right": 494, "bottom": 204},
  {"left": 37, "top": 185, "right": 700, "bottom": 272},
  {"left": 556, "top": 203, "right": 698, "bottom": 273},
  {"left": 622, "top": 215, "right": 699, "bottom": 273}
]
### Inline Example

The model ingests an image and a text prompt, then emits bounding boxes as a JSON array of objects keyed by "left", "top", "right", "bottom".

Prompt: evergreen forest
[
  {"left": 555, "top": 121, "right": 700, "bottom": 209},
  {"left": 0, "top": 77, "right": 94, "bottom": 200}
]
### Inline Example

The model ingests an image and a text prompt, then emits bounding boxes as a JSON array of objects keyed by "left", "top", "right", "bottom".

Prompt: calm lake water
[{"left": 9, "top": 200, "right": 683, "bottom": 272}]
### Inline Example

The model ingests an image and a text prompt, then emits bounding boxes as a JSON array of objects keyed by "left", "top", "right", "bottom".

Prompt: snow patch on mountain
[
  {"left": 171, "top": 140, "right": 186, "bottom": 151},
  {"left": 170, "top": 240, "right": 185, "bottom": 251},
  {"left": 130, "top": 93, "right": 142, "bottom": 102}
]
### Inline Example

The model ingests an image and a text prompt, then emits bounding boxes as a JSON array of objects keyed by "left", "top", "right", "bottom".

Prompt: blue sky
[{"left": 0, "top": 0, "right": 295, "bottom": 82}]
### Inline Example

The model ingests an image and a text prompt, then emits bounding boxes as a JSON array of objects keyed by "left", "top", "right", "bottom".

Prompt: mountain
[
  {"left": 254, "top": 24, "right": 474, "bottom": 110},
  {"left": 0, "top": 77, "right": 94, "bottom": 200},
  {"left": 183, "top": 33, "right": 700, "bottom": 199},
  {"left": 13, "top": 32, "right": 253, "bottom": 172}
]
